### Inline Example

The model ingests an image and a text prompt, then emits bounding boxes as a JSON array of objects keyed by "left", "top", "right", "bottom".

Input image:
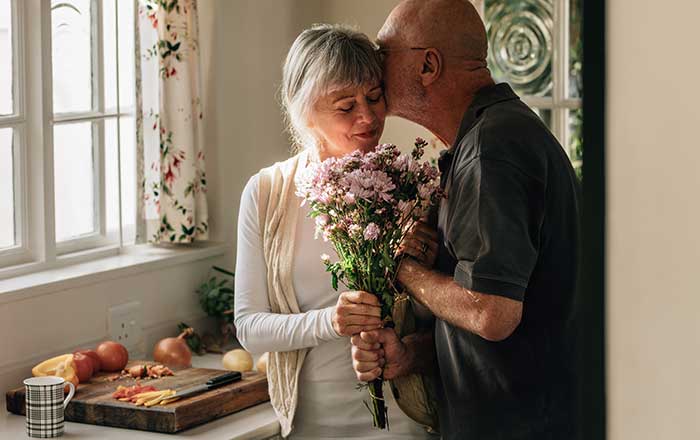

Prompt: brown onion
[{"left": 153, "top": 328, "right": 193, "bottom": 368}]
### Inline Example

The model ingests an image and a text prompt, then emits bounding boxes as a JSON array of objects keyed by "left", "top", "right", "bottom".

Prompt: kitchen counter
[{"left": 1, "top": 353, "right": 280, "bottom": 440}]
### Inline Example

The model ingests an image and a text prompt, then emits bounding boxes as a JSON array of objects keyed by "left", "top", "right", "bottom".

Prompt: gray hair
[{"left": 280, "top": 24, "right": 383, "bottom": 151}]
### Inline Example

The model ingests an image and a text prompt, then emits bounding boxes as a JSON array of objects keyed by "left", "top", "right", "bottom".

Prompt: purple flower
[
  {"left": 363, "top": 223, "right": 380, "bottom": 240},
  {"left": 341, "top": 169, "right": 396, "bottom": 203}
]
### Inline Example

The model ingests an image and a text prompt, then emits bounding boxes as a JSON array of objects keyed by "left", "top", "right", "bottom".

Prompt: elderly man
[{"left": 350, "top": 0, "right": 581, "bottom": 438}]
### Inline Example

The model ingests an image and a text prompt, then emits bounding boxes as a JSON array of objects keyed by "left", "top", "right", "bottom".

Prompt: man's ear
[{"left": 419, "top": 48, "right": 442, "bottom": 87}]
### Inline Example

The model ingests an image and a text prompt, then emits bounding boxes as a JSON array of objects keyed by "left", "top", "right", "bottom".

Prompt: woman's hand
[
  {"left": 332, "top": 291, "right": 383, "bottom": 336},
  {"left": 399, "top": 221, "right": 439, "bottom": 268},
  {"left": 351, "top": 328, "right": 408, "bottom": 381}
]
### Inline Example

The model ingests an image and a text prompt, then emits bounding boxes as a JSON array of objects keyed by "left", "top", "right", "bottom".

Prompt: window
[
  {"left": 0, "top": 0, "right": 136, "bottom": 275},
  {"left": 0, "top": 0, "right": 20, "bottom": 256},
  {"left": 481, "top": 0, "right": 583, "bottom": 176}
]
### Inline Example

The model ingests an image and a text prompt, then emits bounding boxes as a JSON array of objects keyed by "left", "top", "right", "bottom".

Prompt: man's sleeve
[{"left": 450, "top": 157, "right": 545, "bottom": 301}]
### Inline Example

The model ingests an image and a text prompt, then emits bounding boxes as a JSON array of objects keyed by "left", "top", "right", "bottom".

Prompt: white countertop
[{"left": 1, "top": 353, "right": 280, "bottom": 440}]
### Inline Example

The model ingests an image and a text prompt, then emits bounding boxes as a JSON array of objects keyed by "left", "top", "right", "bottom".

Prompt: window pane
[
  {"left": 54, "top": 121, "right": 95, "bottom": 241},
  {"left": 120, "top": 115, "right": 136, "bottom": 243},
  {"left": 105, "top": 116, "right": 136, "bottom": 244},
  {"left": 51, "top": 0, "right": 93, "bottom": 114},
  {"left": 568, "top": 108, "right": 582, "bottom": 173},
  {"left": 0, "top": 0, "right": 13, "bottom": 115},
  {"left": 103, "top": 0, "right": 117, "bottom": 110},
  {"left": 569, "top": 0, "right": 582, "bottom": 98},
  {"left": 485, "top": 0, "right": 553, "bottom": 97},
  {"left": 118, "top": 0, "right": 135, "bottom": 109},
  {"left": 103, "top": 0, "right": 136, "bottom": 112},
  {"left": 105, "top": 117, "right": 119, "bottom": 239},
  {"left": 0, "top": 127, "right": 15, "bottom": 249}
]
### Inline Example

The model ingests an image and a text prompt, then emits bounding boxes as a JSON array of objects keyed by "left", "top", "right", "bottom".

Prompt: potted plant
[{"left": 196, "top": 266, "right": 235, "bottom": 351}]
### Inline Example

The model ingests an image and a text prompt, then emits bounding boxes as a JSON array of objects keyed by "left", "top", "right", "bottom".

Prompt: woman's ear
[{"left": 419, "top": 48, "right": 442, "bottom": 87}]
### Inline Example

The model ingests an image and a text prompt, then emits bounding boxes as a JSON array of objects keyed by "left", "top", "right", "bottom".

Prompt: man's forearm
[{"left": 397, "top": 258, "right": 522, "bottom": 341}]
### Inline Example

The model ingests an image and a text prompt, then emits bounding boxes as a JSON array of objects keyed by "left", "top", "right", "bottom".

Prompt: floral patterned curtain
[{"left": 135, "top": 0, "right": 208, "bottom": 243}]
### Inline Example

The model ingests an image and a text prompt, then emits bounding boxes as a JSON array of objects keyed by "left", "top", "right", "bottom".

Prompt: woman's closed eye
[
  {"left": 336, "top": 93, "right": 383, "bottom": 113},
  {"left": 338, "top": 103, "right": 355, "bottom": 113},
  {"left": 367, "top": 91, "right": 384, "bottom": 104}
]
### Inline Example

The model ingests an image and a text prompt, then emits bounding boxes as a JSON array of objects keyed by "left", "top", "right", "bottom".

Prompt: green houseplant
[{"left": 196, "top": 266, "right": 236, "bottom": 351}]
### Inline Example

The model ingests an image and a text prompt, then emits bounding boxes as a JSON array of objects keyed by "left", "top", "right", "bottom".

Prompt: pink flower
[
  {"left": 397, "top": 200, "right": 414, "bottom": 219},
  {"left": 343, "top": 192, "right": 356, "bottom": 204},
  {"left": 315, "top": 214, "right": 330, "bottom": 227},
  {"left": 363, "top": 223, "right": 380, "bottom": 240},
  {"left": 348, "top": 224, "right": 362, "bottom": 237},
  {"left": 164, "top": 166, "right": 175, "bottom": 184}
]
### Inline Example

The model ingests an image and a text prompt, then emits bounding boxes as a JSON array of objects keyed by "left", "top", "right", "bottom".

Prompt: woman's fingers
[
  {"left": 336, "top": 302, "right": 381, "bottom": 318},
  {"left": 353, "top": 347, "right": 382, "bottom": 362},
  {"left": 351, "top": 334, "right": 381, "bottom": 350},
  {"left": 355, "top": 367, "right": 383, "bottom": 382},
  {"left": 340, "top": 324, "right": 383, "bottom": 336},
  {"left": 339, "top": 290, "right": 381, "bottom": 307},
  {"left": 333, "top": 291, "right": 384, "bottom": 336}
]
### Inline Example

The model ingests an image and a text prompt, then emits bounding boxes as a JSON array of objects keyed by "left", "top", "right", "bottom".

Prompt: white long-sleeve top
[{"left": 234, "top": 173, "right": 434, "bottom": 440}]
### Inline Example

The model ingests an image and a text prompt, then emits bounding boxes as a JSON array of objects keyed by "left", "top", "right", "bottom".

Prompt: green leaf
[{"left": 331, "top": 272, "right": 338, "bottom": 291}]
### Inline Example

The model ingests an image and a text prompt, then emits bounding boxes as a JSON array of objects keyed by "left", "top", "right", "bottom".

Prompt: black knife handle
[{"left": 206, "top": 371, "right": 242, "bottom": 387}]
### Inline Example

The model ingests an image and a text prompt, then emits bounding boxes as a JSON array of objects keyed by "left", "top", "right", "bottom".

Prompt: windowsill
[{"left": 0, "top": 242, "right": 232, "bottom": 304}]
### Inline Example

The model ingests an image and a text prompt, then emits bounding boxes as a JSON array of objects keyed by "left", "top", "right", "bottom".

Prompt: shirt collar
[
  {"left": 439, "top": 83, "right": 519, "bottom": 189},
  {"left": 450, "top": 83, "right": 520, "bottom": 151}
]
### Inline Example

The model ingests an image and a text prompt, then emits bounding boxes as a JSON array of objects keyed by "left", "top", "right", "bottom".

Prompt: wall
[
  {"left": 0, "top": 253, "right": 227, "bottom": 397},
  {"left": 607, "top": 1, "right": 700, "bottom": 438},
  {"left": 200, "top": 0, "right": 323, "bottom": 247}
]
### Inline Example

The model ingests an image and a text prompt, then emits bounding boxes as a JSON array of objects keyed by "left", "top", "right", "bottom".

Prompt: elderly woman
[{"left": 234, "top": 25, "right": 434, "bottom": 439}]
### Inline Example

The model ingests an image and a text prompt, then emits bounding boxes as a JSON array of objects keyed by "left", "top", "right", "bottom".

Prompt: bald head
[{"left": 379, "top": 0, "right": 487, "bottom": 61}]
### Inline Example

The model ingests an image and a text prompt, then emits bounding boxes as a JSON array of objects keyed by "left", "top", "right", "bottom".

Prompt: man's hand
[
  {"left": 351, "top": 328, "right": 408, "bottom": 381},
  {"left": 332, "top": 291, "right": 383, "bottom": 336},
  {"left": 399, "top": 221, "right": 439, "bottom": 268}
]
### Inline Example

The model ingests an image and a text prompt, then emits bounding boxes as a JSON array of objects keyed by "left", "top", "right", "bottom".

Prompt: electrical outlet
[{"left": 107, "top": 302, "right": 143, "bottom": 351}]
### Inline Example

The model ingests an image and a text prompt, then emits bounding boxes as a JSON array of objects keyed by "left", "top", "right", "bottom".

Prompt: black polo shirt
[{"left": 434, "top": 83, "right": 580, "bottom": 439}]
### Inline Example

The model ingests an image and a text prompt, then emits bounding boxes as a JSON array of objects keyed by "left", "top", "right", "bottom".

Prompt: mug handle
[{"left": 63, "top": 382, "right": 75, "bottom": 409}]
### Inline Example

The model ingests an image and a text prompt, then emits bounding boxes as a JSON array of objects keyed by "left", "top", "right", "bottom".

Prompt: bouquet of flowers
[{"left": 296, "top": 139, "right": 443, "bottom": 429}]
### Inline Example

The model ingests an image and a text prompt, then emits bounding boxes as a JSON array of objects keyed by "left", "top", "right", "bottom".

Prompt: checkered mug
[{"left": 23, "top": 376, "right": 75, "bottom": 438}]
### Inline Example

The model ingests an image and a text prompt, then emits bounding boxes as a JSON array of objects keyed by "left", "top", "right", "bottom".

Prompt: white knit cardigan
[{"left": 256, "top": 150, "right": 310, "bottom": 437}]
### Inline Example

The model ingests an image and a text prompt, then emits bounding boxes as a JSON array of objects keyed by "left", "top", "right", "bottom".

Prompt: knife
[{"left": 172, "top": 371, "right": 242, "bottom": 400}]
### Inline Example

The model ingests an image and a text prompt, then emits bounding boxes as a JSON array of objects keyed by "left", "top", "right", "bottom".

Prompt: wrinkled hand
[
  {"left": 351, "top": 328, "right": 408, "bottom": 381},
  {"left": 332, "top": 291, "right": 383, "bottom": 336},
  {"left": 398, "top": 221, "right": 439, "bottom": 268}
]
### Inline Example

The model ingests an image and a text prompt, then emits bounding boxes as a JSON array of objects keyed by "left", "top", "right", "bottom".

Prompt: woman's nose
[{"left": 356, "top": 102, "right": 377, "bottom": 125}]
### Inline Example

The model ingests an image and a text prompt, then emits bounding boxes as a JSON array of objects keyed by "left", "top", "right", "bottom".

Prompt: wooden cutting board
[{"left": 5, "top": 361, "right": 269, "bottom": 433}]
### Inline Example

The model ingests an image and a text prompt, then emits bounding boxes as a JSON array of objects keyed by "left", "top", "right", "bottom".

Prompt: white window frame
[
  {"left": 0, "top": 0, "right": 135, "bottom": 279},
  {"left": 0, "top": 0, "right": 29, "bottom": 267},
  {"left": 478, "top": 0, "right": 582, "bottom": 169}
]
